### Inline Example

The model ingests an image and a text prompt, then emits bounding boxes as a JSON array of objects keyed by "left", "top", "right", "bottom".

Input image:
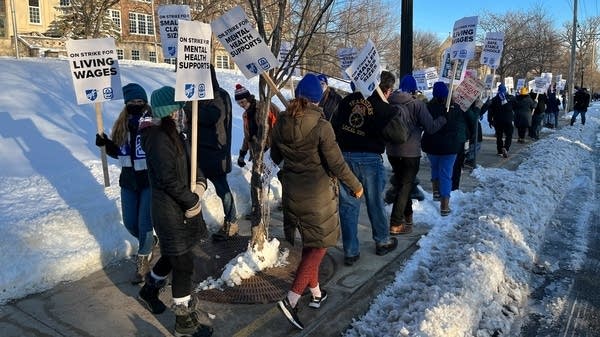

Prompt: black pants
[
  {"left": 494, "top": 121, "right": 513, "bottom": 153},
  {"left": 152, "top": 251, "right": 194, "bottom": 299},
  {"left": 452, "top": 145, "right": 465, "bottom": 191},
  {"left": 387, "top": 156, "right": 420, "bottom": 224},
  {"left": 517, "top": 127, "right": 528, "bottom": 139}
]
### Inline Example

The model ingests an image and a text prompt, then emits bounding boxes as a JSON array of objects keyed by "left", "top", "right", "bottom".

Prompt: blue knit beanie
[
  {"left": 295, "top": 74, "right": 323, "bottom": 103},
  {"left": 498, "top": 84, "right": 507, "bottom": 94},
  {"left": 150, "top": 86, "right": 183, "bottom": 119},
  {"left": 122, "top": 83, "right": 148, "bottom": 104},
  {"left": 432, "top": 81, "right": 449, "bottom": 99},
  {"left": 399, "top": 74, "right": 417, "bottom": 93}
]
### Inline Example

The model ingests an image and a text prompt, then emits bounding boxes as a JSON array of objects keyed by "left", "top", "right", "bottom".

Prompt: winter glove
[
  {"left": 237, "top": 149, "right": 247, "bottom": 168},
  {"left": 95, "top": 133, "right": 108, "bottom": 147}
]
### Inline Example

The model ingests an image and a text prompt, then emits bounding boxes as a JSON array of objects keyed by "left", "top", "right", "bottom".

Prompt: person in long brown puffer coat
[{"left": 270, "top": 73, "right": 363, "bottom": 331}]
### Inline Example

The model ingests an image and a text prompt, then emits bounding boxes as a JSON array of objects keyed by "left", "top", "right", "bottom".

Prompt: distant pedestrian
[
  {"left": 528, "top": 90, "right": 546, "bottom": 140},
  {"left": 185, "top": 65, "right": 239, "bottom": 241},
  {"left": 234, "top": 83, "right": 280, "bottom": 220},
  {"left": 513, "top": 86, "right": 537, "bottom": 143},
  {"left": 487, "top": 84, "right": 515, "bottom": 158},
  {"left": 571, "top": 87, "right": 590, "bottom": 126},
  {"left": 94, "top": 83, "right": 155, "bottom": 284},
  {"left": 139, "top": 86, "right": 212, "bottom": 337},
  {"left": 545, "top": 85, "right": 560, "bottom": 128},
  {"left": 271, "top": 74, "right": 363, "bottom": 330}
]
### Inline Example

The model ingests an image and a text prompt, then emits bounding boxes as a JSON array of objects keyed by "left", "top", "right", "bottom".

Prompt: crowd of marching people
[{"left": 95, "top": 66, "right": 589, "bottom": 335}]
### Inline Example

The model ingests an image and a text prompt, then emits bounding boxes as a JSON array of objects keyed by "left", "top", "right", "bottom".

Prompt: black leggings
[{"left": 151, "top": 251, "right": 194, "bottom": 299}]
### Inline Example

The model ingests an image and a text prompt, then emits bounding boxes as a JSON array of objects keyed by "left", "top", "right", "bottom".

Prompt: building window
[
  {"left": 108, "top": 9, "right": 121, "bottom": 32},
  {"left": 59, "top": 0, "right": 70, "bottom": 6},
  {"left": 164, "top": 58, "right": 176, "bottom": 65},
  {"left": 128, "top": 12, "right": 154, "bottom": 36},
  {"left": 215, "top": 55, "right": 230, "bottom": 69},
  {"left": 0, "top": 0, "right": 6, "bottom": 37},
  {"left": 116, "top": 49, "right": 124, "bottom": 60},
  {"left": 29, "top": 0, "right": 41, "bottom": 24},
  {"left": 132, "top": 50, "right": 140, "bottom": 60},
  {"left": 149, "top": 51, "right": 156, "bottom": 63}
]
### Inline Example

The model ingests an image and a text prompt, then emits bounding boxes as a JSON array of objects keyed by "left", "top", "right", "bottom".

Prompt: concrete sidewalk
[{"left": 1, "top": 122, "right": 542, "bottom": 337}]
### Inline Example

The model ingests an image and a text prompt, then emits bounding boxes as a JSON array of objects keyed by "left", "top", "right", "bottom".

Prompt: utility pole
[
  {"left": 399, "top": 0, "right": 413, "bottom": 78},
  {"left": 567, "top": 0, "right": 578, "bottom": 112}
]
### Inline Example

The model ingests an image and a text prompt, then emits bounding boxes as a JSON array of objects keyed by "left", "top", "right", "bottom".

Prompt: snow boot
[
  {"left": 138, "top": 273, "right": 167, "bottom": 314},
  {"left": 440, "top": 197, "right": 451, "bottom": 216},
  {"left": 211, "top": 221, "right": 239, "bottom": 241},
  {"left": 432, "top": 180, "right": 441, "bottom": 201},
  {"left": 131, "top": 253, "right": 152, "bottom": 284},
  {"left": 173, "top": 304, "right": 214, "bottom": 337}
]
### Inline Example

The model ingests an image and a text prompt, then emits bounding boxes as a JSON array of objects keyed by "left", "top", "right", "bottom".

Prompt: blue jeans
[
  {"left": 121, "top": 187, "right": 154, "bottom": 255},
  {"left": 427, "top": 154, "right": 457, "bottom": 198},
  {"left": 207, "top": 174, "right": 238, "bottom": 223},
  {"left": 571, "top": 109, "right": 586, "bottom": 125},
  {"left": 339, "top": 152, "right": 389, "bottom": 258}
]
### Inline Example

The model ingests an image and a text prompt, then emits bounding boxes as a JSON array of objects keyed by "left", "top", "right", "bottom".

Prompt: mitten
[
  {"left": 185, "top": 195, "right": 201, "bottom": 218},
  {"left": 95, "top": 133, "right": 108, "bottom": 147}
]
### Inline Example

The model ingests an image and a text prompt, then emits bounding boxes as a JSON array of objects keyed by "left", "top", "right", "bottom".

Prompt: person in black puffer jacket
[{"left": 139, "top": 86, "right": 212, "bottom": 337}]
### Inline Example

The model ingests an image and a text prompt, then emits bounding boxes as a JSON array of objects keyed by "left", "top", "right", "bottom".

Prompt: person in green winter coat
[{"left": 271, "top": 74, "right": 363, "bottom": 330}]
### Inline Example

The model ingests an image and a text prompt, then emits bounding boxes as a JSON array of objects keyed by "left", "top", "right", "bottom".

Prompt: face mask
[{"left": 127, "top": 104, "right": 145, "bottom": 115}]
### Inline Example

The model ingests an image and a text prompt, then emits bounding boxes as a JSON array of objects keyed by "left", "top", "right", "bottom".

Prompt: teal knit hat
[{"left": 150, "top": 86, "right": 182, "bottom": 119}]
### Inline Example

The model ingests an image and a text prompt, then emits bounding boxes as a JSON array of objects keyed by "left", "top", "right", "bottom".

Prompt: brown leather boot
[
  {"left": 432, "top": 180, "right": 441, "bottom": 201},
  {"left": 390, "top": 223, "right": 412, "bottom": 235},
  {"left": 440, "top": 197, "right": 451, "bottom": 216}
]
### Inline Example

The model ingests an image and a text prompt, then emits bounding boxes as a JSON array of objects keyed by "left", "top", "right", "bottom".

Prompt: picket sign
[
  {"left": 66, "top": 37, "right": 123, "bottom": 187},
  {"left": 157, "top": 5, "right": 191, "bottom": 59},
  {"left": 175, "top": 20, "right": 213, "bottom": 190},
  {"left": 446, "top": 61, "right": 459, "bottom": 111},
  {"left": 447, "top": 16, "right": 478, "bottom": 111},
  {"left": 345, "top": 39, "right": 383, "bottom": 100},
  {"left": 211, "top": 6, "right": 288, "bottom": 108}
]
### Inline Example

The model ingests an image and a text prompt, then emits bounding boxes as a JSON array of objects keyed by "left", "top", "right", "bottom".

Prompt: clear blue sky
[{"left": 409, "top": 0, "right": 598, "bottom": 38}]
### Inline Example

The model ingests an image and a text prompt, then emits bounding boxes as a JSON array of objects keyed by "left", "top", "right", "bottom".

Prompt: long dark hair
[{"left": 160, "top": 115, "right": 183, "bottom": 155}]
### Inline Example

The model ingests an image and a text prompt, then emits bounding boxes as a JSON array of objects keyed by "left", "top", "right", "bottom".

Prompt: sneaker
[
  {"left": 375, "top": 237, "right": 398, "bottom": 256},
  {"left": 277, "top": 297, "right": 303, "bottom": 330},
  {"left": 308, "top": 290, "right": 328, "bottom": 309},
  {"left": 344, "top": 254, "right": 360, "bottom": 266}
]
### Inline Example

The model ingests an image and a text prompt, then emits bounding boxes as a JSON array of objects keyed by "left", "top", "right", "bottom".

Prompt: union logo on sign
[
  {"left": 368, "top": 82, "right": 375, "bottom": 92},
  {"left": 102, "top": 87, "right": 114, "bottom": 99},
  {"left": 258, "top": 57, "right": 270, "bottom": 70},
  {"left": 168, "top": 46, "right": 176, "bottom": 56},
  {"left": 185, "top": 84, "right": 195, "bottom": 98},
  {"left": 246, "top": 63, "right": 258, "bottom": 74},
  {"left": 198, "top": 84, "right": 205, "bottom": 98},
  {"left": 86, "top": 89, "right": 98, "bottom": 101}
]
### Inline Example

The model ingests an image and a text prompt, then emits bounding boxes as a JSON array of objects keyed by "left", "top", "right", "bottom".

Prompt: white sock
[
  {"left": 309, "top": 284, "right": 321, "bottom": 298},
  {"left": 172, "top": 295, "right": 191, "bottom": 307},
  {"left": 287, "top": 291, "right": 301, "bottom": 308},
  {"left": 150, "top": 270, "right": 168, "bottom": 281}
]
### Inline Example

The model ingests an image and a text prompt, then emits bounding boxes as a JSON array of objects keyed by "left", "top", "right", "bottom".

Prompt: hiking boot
[
  {"left": 440, "top": 197, "right": 451, "bottom": 216},
  {"left": 277, "top": 297, "right": 303, "bottom": 330},
  {"left": 308, "top": 290, "right": 328, "bottom": 309},
  {"left": 138, "top": 274, "right": 167, "bottom": 314},
  {"left": 390, "top": 223, "right": 412, "bottom": 235},
  {"left": 375, "top": 237, "right": 398, "bottom": 256},
  {"left": 344, "top": 254, "right": 360, "bottom": 266},
  {"left": 131, "top": 253, "right": 152, "bottom": 284},
  {"left": 173, "top": 304, "right": 214, "bottom": 337},
  {"left": 211, "top": 221, "right": 239, "bottom": 241}
]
